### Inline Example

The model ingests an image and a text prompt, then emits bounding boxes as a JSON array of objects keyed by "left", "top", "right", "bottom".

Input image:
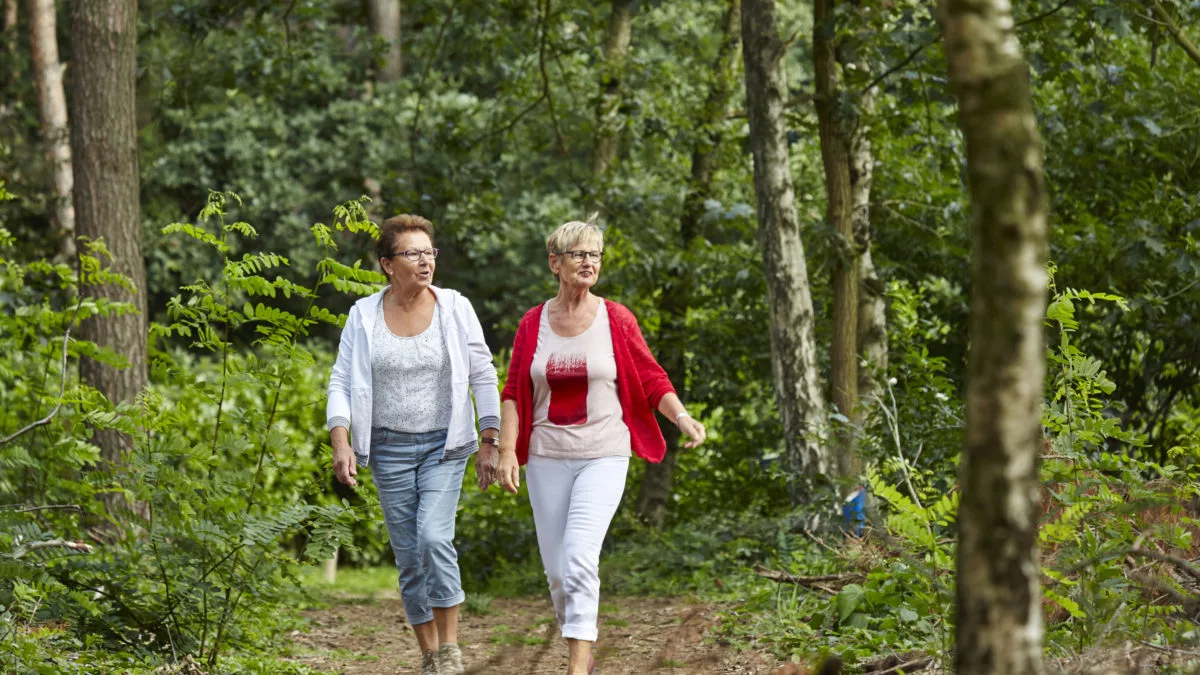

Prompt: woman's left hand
[
  {"left": 678, "top": 416, "right": 707, "bottom": 448},
  {"left": 475, "top": 445, "right": 498, "bottom": 491}
]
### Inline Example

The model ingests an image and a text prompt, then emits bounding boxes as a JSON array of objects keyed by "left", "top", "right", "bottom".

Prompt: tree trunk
[
  {"left": 848, "top": 72, "right": 885, "bottom": 432},
  {"left": 69, "top": 0, "right": 147, "bottom": 519},
  {"left": 636, "top": 0, "right": 741, "bottom": 528},
  {"left": 814, "top": 0, "right": 858, "bottom": 487},
  {"left": 591, "top": 0, "right": 632, "bottom": 180},
  {"left": 367, "top": 0, "right": 402, "bottom": 82},
  {"left": 3, "top": 0, "right": 17, "bottom": 96},
  {"left": 939, "top": 0, "right": 1048, "bottom": 672},
  {"left": 29, "top": 0, "right": 75, "bottom": 260},
  {"left": 741, "top": 0, "right": 832, "bottom": 501}
]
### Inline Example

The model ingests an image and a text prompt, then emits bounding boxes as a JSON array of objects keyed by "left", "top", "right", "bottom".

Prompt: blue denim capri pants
[{"left": 369, "top": 427, "right": 468, "bottom": 625}]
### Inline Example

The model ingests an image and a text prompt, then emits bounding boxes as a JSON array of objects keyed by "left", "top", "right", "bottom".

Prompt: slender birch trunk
[
  {"left": 637, "top": 0, "right": 741, "bottom": 527},
  {"left": 592, "top": 0, "right": 632, "bottom": 180},
  {"left": 29, "top": 0, "right": 75, "bottom": 260},
  {"left": 742, "top": 0, "right": 831, "bottom": 500},
  {"left": 849, "top": 76, "right": 886, "bottom": 428},
  {"left": 939, "top": 0, "right": 1048, "bottom": 671},
  {"left": 367, "top": 0, "right": 402, "bottom": 82}
]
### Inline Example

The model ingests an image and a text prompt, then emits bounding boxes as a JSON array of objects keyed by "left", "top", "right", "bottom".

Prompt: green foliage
[{"left": 0, "top": 194, "right": 395, "bottom": 671}]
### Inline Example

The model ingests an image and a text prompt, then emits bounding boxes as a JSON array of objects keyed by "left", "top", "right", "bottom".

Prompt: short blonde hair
[{"left": 546, "top": 215, "right": 604, "bottom": 256}]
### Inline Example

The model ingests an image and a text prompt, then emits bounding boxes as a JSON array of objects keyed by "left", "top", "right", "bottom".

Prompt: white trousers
[{"left": 526, "top": 454, "right": 629, "bottom": 642}]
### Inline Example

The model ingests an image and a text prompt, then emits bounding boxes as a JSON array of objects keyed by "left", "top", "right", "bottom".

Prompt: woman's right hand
[
  {"left": 333, "top": 441, "right": 358, "bottom": 488},
  {"left": 496, "top": 448, "right": 520, "bottom": 494}
]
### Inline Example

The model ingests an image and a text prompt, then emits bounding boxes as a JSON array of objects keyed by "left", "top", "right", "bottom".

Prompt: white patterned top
[{"left": 370, "top": 298, "right": 453, "bottom": 433}]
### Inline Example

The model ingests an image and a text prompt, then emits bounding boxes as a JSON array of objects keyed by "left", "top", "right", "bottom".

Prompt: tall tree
[
  {"left": 367, "top": 0, "right": 402, "bottom": 82},
  {"left": 29, "top": 0, "right": 74, "bottom": 260},
  {"left": 69, "top": 0, "right": 147, "bottom": 516},
  {"left": 636, "top": 0, "right": 741, "bottom": 527},
  {"left": 813, "top": 0, "right": 859, "bottom": 486},
  {"left": 742, "top": 0, "right": 832, "bottom": 499},
  {"left": 939, "top": 0, "right": 1049, "bottom": 671},
  {"left": 844, "top": 15, "right": 886, "bottom": 436},
  {"left": 592, "top": 0, "right": 632, "bottom": 181}
]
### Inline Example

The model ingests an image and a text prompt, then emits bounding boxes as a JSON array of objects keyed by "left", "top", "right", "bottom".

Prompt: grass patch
[
  {"left": 464, "top": 592, "right": 496, "bottom": 616},
  {"left": 605, "top": 618, "right": 630, "bottom": 628}
]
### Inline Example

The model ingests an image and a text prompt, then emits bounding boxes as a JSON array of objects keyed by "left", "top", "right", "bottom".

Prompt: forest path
[{"left": 286, "top": 594, "right": 788, "bottom": 674}]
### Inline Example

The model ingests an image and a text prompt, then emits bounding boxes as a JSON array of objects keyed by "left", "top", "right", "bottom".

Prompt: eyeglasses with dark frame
[
  {"left": 558, "top": 249, "right": 603, "bottom": 263},
  {"left": 390, "top": 248, "right": 440, "bottom": 262}
]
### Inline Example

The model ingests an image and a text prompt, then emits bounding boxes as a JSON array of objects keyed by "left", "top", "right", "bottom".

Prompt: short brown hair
[{"left": 377, "top": 214, "right": 435, "bottom": 262}]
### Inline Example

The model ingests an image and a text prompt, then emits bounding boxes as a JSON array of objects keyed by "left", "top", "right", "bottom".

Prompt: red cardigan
[{"left": 501, "top": 299, "right": 676, "bottom": 465}]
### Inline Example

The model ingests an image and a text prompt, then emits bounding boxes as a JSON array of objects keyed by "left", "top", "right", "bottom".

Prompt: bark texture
[
  {"left": 850, "top": 78, "right": 886, "bottom": 425},
  {"left": 29, "top": 0, "right": 75, "bottom": 259},
  {"left": 636, "top": 0, "right": 741, "bottom": 527},
  {"left": 742, "top": 0, "right": 831, "bottom": 498},
  {"left": 592, "top": 0, "right": 632, "bottom": 179},
  {"left": 368, "top": 0, "right": 402, "bottom": 81},
  {"left": 69, "top": 0, "right": 147, "bottom": 513},
  {"left": 814, "top": 0, "right": 859, "bottom": 484},
  {"left": 938, "top": 0, "right": 1048, "bottom": 671}
]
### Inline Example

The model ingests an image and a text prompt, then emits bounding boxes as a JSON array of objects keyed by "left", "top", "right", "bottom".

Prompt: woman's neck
[
  {"left": 388, "top": 283, "right": 429, "bottom": 310},
  {"left": 553, "top": 285, "right": 593, "bottom": 313}
]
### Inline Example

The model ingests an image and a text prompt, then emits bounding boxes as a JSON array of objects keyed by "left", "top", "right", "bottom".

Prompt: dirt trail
[{"left": 288, "top": 595, "right": 786, "bottom": 674}]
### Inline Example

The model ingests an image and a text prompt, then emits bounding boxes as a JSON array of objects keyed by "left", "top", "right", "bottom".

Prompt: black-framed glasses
[
  {"left": 560, "top": 249, "right": 603, "bottom": 263},
  {"left": 390, "top": 248, "right": 439, "bottom": 262}
]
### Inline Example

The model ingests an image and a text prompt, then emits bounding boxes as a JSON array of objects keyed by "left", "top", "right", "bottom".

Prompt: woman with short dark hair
[{"left": 327, "top": 214, "right": 500, "bottom": 675}]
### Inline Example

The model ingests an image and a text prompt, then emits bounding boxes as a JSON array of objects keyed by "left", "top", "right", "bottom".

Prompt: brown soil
[{"left": 286, "top": 595, "right": 787, "bottom": 674}]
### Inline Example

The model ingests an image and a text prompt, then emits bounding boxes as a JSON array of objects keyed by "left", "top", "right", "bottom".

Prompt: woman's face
[
  {"left": 382, "top": 231, "right": 436, "bottom": 290},
  {"left": 550, "top": 236, "right": 603, "bottom": 290}
]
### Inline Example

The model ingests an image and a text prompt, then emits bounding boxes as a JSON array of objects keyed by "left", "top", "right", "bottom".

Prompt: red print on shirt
[{"left": 546, "top": 353, "right": 588, "bottom": 425}]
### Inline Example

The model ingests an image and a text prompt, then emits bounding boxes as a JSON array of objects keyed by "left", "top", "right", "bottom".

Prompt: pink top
[
  {"left": 529, "top": 301, "right": 632, "bottom": 459},
  {"left": 501, "top": 299, "right": 676, "bottom": 465}
]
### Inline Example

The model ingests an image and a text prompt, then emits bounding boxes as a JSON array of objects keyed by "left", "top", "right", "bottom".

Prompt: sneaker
[
  {"left": 421, "top": 650, "right": 441, "bottom": 675},
  {"left": 438, "top": 643, "right": 464, "bottom": 675}
]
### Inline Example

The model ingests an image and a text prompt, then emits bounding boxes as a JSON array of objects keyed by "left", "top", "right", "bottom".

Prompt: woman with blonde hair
[
  {"left": 327, "top": 214, "right": 500, "bottom": 675},
  {"left": 496, "top": 217, "right": 706, "bottom": 674}
]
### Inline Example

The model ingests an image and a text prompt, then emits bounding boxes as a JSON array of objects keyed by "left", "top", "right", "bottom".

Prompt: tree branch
[
  {"left": 752, "top": 564, "right": 863, "bottom": 590},
  {"left": 857, "top": 41, "right": 929, "bottom": 97},
  {"left": 11, "top": 539, "right": 94, "bottom": 559},
  {"left": 1015, "top": 0, "right": 1075, "bottom": 28},
  {"left": 1147, "top": 0, "right": 1200, "bottom": 68},
  {"left": 1130, "top": 547, "right": 1200, "bottom": 585},
  {"left": 0, "top": 326, "right": 72, "bottom": 446}
]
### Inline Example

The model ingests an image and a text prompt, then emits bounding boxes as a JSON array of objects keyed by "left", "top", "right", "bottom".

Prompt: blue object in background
[{"left": 842, "top": 485, "right": 866, "bottom": 536}]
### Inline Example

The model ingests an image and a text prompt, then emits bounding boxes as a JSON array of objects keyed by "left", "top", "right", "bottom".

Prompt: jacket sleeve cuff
[
  {"left": 477, "top": 415, "right": 500, "bottom": 431},
  {"left": 327, "top": 416, "right": 351, "bottom": 433}
]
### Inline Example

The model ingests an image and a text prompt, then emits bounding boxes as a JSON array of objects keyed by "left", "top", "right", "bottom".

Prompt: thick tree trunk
[
  {"left": 850, "top": 83, "right": 886, "bottom": 427},
  {"left": 367, "top": 0, "right": 402, "bottom": 82},
  {"left": 69, "top": 0, "right": 147, "bottom": 518},
  {"left": 814, "top": 0, "right": 858, "bottom": 486},
  {"left": 938, "top": 0, "right": 1048, "bottom": 672},
  {"left": 591, "top": 0, "right": 632, "bottom": 180},
  {"left": 636, "top": 0, "right": 740, "bottom": 528},
  {"left": 742, "top": 0, "right": 831, "bottom": 500},
  {"left": 29, "top": 0, "right": 74, "bottom": 260}
]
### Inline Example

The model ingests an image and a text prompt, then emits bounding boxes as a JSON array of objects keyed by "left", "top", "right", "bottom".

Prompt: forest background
[{"left": 1, "top": 0, "right": 1199, "bottom": 673}]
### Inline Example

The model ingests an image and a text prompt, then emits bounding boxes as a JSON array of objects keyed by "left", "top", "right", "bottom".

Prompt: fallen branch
[
  {"left": 12, "top": 539, "right": 94, "bottom": 559},
  {"left": 1129, "top": 547, "right": 1200, "bottom": 585},
  {"left": 753, "top": 564, "right": 863, "bottom": 590},
  {"left": 873, "top": 656, "right": 933, "bottom": 674}
]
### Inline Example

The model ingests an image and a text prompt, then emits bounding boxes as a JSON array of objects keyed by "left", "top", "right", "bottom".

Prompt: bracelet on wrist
[
  {"left": 675, "top": 412, "right": 690, "bottom": 422},
  {"left": 480, "top": 436, "right": 500, "bottom": 447}
]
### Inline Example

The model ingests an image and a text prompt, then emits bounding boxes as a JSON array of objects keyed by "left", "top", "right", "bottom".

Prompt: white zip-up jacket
[{"left": 326, "top": 285, "right": 501, "bottom": 467}]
